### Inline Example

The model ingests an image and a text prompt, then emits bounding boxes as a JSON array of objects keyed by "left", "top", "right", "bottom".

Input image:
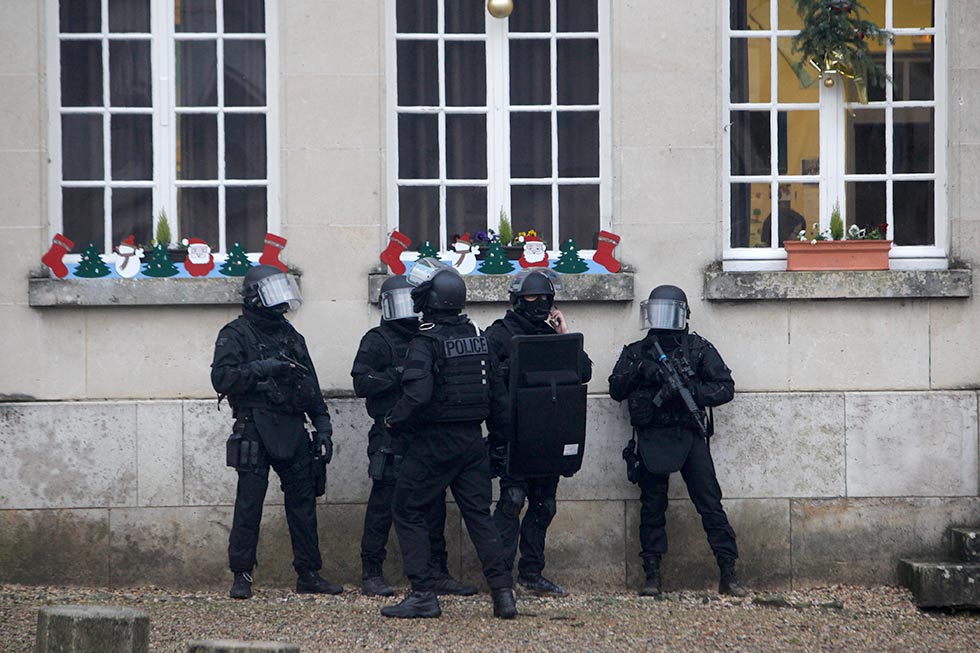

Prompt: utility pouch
[
  {"left": 226, "top": 420, "right": 246, "bottom": 468},
  {"left": 368, "top": 446, "right": 393, "bottom": 481},
  {"left": 622, "top": 431, "right": 641, "bottom": 485},
  {"left": 628, "top": 389, "right": 655, "bottom": 427}
]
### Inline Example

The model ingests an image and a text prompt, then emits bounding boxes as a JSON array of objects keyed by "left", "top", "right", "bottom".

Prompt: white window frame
[
  {"left": 46, "top": 0, "right": 280, "bottom": 259},
  {"left": 384, "top": 0, "right": 612, "bottom": 255},
  {"left": 722, "top": 0, "right": 947, "bottom": 272}
]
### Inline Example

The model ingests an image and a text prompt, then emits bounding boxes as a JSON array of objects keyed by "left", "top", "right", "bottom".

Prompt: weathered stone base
[
  {"left": 36, "top": 605, "right": 149, "bottom": 653},
  {"left": 899, "top": 560, "right": 980, "bottom": 608}
]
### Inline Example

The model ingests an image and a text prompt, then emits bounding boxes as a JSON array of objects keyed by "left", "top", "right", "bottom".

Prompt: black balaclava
[{"left": 515, "top": 296, "right": 553, "bottom": 324}]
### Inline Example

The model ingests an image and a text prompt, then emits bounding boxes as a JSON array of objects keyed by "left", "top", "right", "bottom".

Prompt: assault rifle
[{"left": 650, "top": 340, "right": 710, "bottom": 439}]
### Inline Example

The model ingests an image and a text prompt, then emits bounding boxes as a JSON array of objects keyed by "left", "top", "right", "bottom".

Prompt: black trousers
[
  {"left": 638, "top": 435, "right": 738, "bottom": 564},
  {"left": 360, "top": 453, "right": 450, "bottom": 577},
  {"left": 392, "top": 423, "right": 512, "bottom": 592},
  {"left": 228, "top": 440, "right": 322, "bottom": 574},
  {"left": 493, "top": 474, "right": 560, "bottom": 577}
]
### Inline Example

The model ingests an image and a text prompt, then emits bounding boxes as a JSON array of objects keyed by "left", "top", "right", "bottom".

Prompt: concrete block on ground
[
  {"left": 0, "top": 402, "right": 137, "bottom": 509},
  {"left": 187, "top": 641, "right": 299, "bottom": 653},
  {"left": 0, "top": 509, "right": 109, "bottom": 585},
  {"left": 625, "top": 498, "right": 791, "bottom": 591},
  {"left": 950, "top": 528, "right": 980, "bottom": 562},
  {"left": 136, "top": 401, "right": 183, "bottom": 506},
  {"left": 791, "top": 498, "right": 980, "bottom": 587},
  {"left": 36, "top": 605, "right": 149, "bottom": 653},
  {"left": 845, "top": 392, "right": 979, "bottom": 497},
  {"left": 899, "top": 560, "right": 980, "bottom": 608}
]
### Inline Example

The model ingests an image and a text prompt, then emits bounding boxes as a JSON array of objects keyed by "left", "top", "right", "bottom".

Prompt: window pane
[
  {"left": 176, "top": 41, "right": 217, "bottom": 106},
  {"left": 109, "top": 41, "right": 151, "bottom": 107},
  {"left": 558, "top": 112, "right": 598, "bottom": 178},
  {"left": 730, "top": 182, "right": 769, "bottom": 248},
  {"left": 225, "top": 40, "right": 266, "bottom": 106},
  {"left": 893, "top": 36, "right": 934, "bottom": 101},
  {"left": 557, "top": 0, "right": 597, "bottom": 32},
  {"left": 226, "top": 187, "right": 267, "bottom": 251},
  {"left": 445, "top": 42, "right": 486, "bottom": 107},
  {"left": 178, "top": 187, "right": 219, "bottom": 247},
  {"left": 108, "top": 0, "right": 149, "bottom": 32},
  {"left": 61, "top": 41, "right": 102, "bottom": 107},
  {"left": 225, "top": 114, "right": 266, "bottom": 179},
  {"left": 397, "top": 41, "right": 438, "bottom": 106},
  {"left": 446, "top": 1, "right": 484, "bottom": 34},
  {"left": 177, "top": 114, "right": 218, "bottom": 180},
  {"left": 510, "top": 0, "right": 550, "bottom": 32},
  {"left": 730, "top": 38, "right": 770, "bottom": 103},
  {"left": 62, "top": 114, "right": 103, "bottom": 180},
  {"left": 778, "top": 37, "right": 819, "bottom": 103},
  {"left": 557, "top": 40, "right": 598, "bottom": 105},
  {"left": 446, "top": 187, "right": 488, "bottom": 242},
  {"left": 730, "top": 111, "right": 770, "bottom": 175},
  {"left": 224, "top": 0, "right": 265, "bottom": 33},
  {"left": 759, "top": 182, "right": 815, "bottom": 247},
  {"left": 398, "top": 186, "right": 440, "bottom": 245},
  {"left": 511, "top": 185, "right": 552, "bottom": 242},
  {"left": 111, "top": 188, "right": 152, "bottom": 247},
  {"left": 446, "top": 114, "right": 487, "bottom": 179},
  {"left": 894, "top": 0, "right": 934, "bottom": 28},
  {"left": 846, "top": 109, "right": 885, "bottom": 174},
  {"left": 783, "top": 110, "right": 819, "bottom": 175},
  {"left": 893, "top": 107, "right": 934, "bottom": 174},
  {"left": 558, "top": 185, "right": 599, "bottom": 249},
  {"left": 510, "top": 112, "right": 551, "bottom": 178},
  {"left": 397, "top": 0, "right": 436, "bottom": 33},
  {"left": 61, "top": 0, "right": 101, "bottom": 33},
  {"left": 730, "top": 0, "right": 770, "bottom": 30},
  {"left": 111, "top": 114, "right": 152, "bottom": 180},
  {"left": 176, "top": 0, "right": 216, "bottom": 32},
  {"left": 845, "top": 181, "right": 887, "bottom": 236},
  {"left": 893, "top": 181, "right": 934, "bottom": 246},
  {"left": 63, "top": 188, "right": 104, "bottom": 252},
  {"left": 510, "top": 40, "right": 550, "bottom": 106},
  {"left": 398, "top": 114, "right": 438, "bottom": 179}
]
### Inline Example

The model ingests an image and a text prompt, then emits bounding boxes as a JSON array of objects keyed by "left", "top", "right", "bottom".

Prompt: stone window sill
[
  {"left": 703, "top": 265, "right": 973, "bottom": 301},
  {"left": 367, "top": 269, "right": 634, "bottom": 303},
  {"left": 29, "top": 276, "right": 245, "bottom": 307}
]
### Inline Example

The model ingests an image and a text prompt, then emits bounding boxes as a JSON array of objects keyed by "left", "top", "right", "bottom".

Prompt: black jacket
[{"left": 484, "top": 310, "right": 593, "bottom": 389}]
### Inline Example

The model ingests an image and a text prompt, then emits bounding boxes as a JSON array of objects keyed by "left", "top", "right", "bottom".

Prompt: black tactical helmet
[
  {"left": 379, "top": 275, "right": 417, "bottom": 321},
  {"left": 509, "top": 269, "right": 557, "bottom": 306},
  {"left": 242, "top": 265, "right": 282, "bottom": 308},
  {"left": 412, "top": 268, "right": 466, "bottom": 313},
  {"left": 640, "top": 284, "right": 690, "bottom": 330}
]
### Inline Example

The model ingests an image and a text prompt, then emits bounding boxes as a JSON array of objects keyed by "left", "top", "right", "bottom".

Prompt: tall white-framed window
[
  {"left": 48, "top": 0, "right": 279, "bottom": 257},
  {"left": 385, "top": 0, "right": 611, "bottom": 252},
  {"left": 724, "top": 0, "right": 945, "bottom": 271}
]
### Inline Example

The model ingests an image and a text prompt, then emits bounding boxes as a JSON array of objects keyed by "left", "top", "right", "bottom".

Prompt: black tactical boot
[
  {"left": 229, "top": 571, "right": 253, "bottom": 599},
  {"left": 491, "top": 587, "right": 518, "bottom": 619},
  {"left": 639, "top": 558, "right": 662, "bottom": 598},
  {"left": 380, "top": 591, "right": 442, "bottom": 618},
  {"left": 718, "top": 558, "right": 749, "bottom": 597},
  {"left": 432, "top": 573, "right": 478, "bottom": 596},
  {"left": 362, "top": 575, "right": 395, "bottom": 597},
  {"left": 296, "top": 570, "right": 344, "bottom": 595},
  {"left": 517, "top": 574, "right": 567, "bottom": 597}
]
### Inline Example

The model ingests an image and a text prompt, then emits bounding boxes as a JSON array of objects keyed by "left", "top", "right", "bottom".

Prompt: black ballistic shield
[{"left": 507, "top": 333, "right": 587, "bottom": 477}]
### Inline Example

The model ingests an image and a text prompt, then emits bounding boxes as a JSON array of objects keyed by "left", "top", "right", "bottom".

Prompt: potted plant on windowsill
[{"left": 783, "top": 203, "right": 891, "bottom": 271}]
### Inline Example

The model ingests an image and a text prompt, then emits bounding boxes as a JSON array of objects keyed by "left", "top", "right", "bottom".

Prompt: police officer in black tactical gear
[
  {"left": 485, "top": 269, "right": 592, "bottom": 597},
  {"left": 608, "top": 285, "right": 748, "bottom": 599},
  {"left": 380, "top": 259, "right": 517, "bottom": 620},
  {"left": 351, "top": 274, "right": 477, "bottom": 598},
  {"left": 211, "top": 265, "right": 342, "bottom": 600}
]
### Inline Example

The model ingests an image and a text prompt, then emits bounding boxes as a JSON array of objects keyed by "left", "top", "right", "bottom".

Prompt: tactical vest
[
  {"left": 364, "top": 325, "right": 410, "bottom": 420},
  {"left": 419, "top": 323, "right": 491, "bottom": 422}
]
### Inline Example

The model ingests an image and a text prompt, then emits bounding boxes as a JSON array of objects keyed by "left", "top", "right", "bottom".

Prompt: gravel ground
[{"left": 2, "top": 583, "right": 979, "bottom": 652}]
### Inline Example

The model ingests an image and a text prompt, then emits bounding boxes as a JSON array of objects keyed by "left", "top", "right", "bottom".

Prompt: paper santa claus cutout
[
  {"left": 109, "top": 235, "right": 144, "bottom": 278},
  {"left": 182, "top": 238, "right": 215, "bottom": 277},
  {"left": 519, "top": 235, "right": 549, "bottom": 268}
]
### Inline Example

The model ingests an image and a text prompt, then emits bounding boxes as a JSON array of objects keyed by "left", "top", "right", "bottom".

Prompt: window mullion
[
  {"left": 101, "top": 0, "right": 112, "bottom": 253},
  {"left": 487, "top": 15, "right": 508, "bottom": 233},
  {"left": 217, "top": 0, "right": 227, "bottom": 253},
  {"left": 885, "top": 0, "right": 895, "bottom": 240},
  {"left": 549, "top": 0, "right": 559, "bottom": 246},
  {"left": 769, "top": 12, "right": 779, "bottom": 248},
  {"left": 437, "top": 0, "right": 447, "bottom": 252}
]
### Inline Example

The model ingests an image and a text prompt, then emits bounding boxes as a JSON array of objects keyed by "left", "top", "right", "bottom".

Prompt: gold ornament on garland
[{"left": 487, "top": 0, "right": 514, "bottom": 19}]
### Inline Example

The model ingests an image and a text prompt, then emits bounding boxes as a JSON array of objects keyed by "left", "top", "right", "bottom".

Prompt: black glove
[
  {"left": 249, "top": 358, "right": 292, "bottom": 378},
  {"left": 489, "top": 444, "right": 508, "bottom": 478},
  {"left": 312, "top": 414, "right": 333, "bottom": 464},
  {"left": 388, "top": 366, "right": 405, "bottom": 383},
  {"left": 638, "top": 360, "right": 660, "bottom": 383}
]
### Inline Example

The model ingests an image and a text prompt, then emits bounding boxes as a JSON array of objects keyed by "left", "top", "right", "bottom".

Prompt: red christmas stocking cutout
[
  {"left": 593, "top": 230, "right": 622, "bottom": 273},
  {"left": 258, "top": 232, "right": 288, "bottom": 272},
  {"left": 380, "top": 230, "right": 412, "bottom": 275},
  {"left": 41, "top": 233, "right": 75, "bottom": 278}
]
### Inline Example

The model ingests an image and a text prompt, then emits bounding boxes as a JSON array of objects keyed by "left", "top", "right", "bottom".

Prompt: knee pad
[
  {"left": 500, "top": 486, "right": 527, "bottom": 517},
  {"left": 532, "top": 498, "right": 557, "bottom": 524}
]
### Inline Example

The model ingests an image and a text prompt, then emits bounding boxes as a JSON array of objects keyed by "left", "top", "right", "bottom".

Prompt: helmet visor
[
  {"left": 380, "top": 287, "right": 417, "bottom": 321},
  {"left": 406, "top": 257, "right": 452, "bottom": 287},
  {"left": 257, "top": 273, "right": 303, "bottom": 311},
  {"left": 640, "top": 298, "right": 687, "bottom": 330}
]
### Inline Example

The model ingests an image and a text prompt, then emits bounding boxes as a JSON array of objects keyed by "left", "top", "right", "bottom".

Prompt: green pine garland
[{"left": 792, "top": 0, "right": 892, "bottom": 89}]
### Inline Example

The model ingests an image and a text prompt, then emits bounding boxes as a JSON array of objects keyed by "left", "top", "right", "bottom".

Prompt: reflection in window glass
[
  {"left": 846, "top": 109, "right": 885, "bottom": 174},
  {"left": 894, "top": 181, "right": 934, "bottom": 246},
  {"left": 892, "top": 35, "right": 934, "bottom": 101},
  {"left": 557, "top": 112, "right": 599, "bottom": 178},
  {"left": 61, "top": 41, "right": 102, "bottom": 107},
  {"left": 731, "top": 111, "right": 770, "bottom": 176},
  {"left": 445, "top": 42, "right": 486, "bottom": 107},
  {"left": 398, "top": 41, "right": 439, "bottom": 106},
  {"left": 176, "top": 41, "right": 218, "bottom": 106},
  {"left": 510, "top": 40, "right": 550, "bottom": 106},
  {"left": 446, "top": 115, "right": 488, "bottom": 180},
  {"left": 894, "top": 0, "right": 934, "bottom": 28},
  {"left": 845, "top": 182, "right": 886, "bottom": 234},
  {"left": 730, "top": 38, "right": 770, "bottom": 103},
  {"left": 784, "top": 111, "right": 819, "bottom": 176},
  {"left": 62, "top": 115, "right": 103, "bottom": 181},
  {"left": 510, "top": 0, "right": 550, "bottom": 32},
  {"left": 511, "top": 112, "right": 552, "bottom": 178},
  {"left": 777, "top": 38, "right": 819, "bottom": 103},
  {"left": 226, "top": 187, "right": 267, "bottom": 251},
  {"left": 397, "top": 0, "right": 437, "bottom": 33},
  {"left": 110, "top": 115, "right": 153, "bottom": 181},
  {"left": 398, "top": 186, "right": 440, "bottom": 245},
  {"left": 109, "top": 0, "right": 150, "bottom": 32},
  {"left": 111, "top": 188, "right": 153, "bottom": 246},
  {"left": 557, "top": 0, "right": 597, "bottom": 32},
  {"left": 558, "top": 185, "right": 599, "bottom": 248},
  {"left": 398, "top": 114, "right": 439, "bottom": 179},
  {"left": 730, "top": 0, "right": 770, "bottom": 30},
  {"left": 557, "top": 40, "right": 598, "bottom": 105},
  {"left": 110, "top": 41, "right": 152, "bottom": 107},
  {"left": 730, "top": 182, "right": 769, "bottom": 248},
  {"left": 446, "top": 187, "right": 488, "bottom": 240},
  {"left": 893, "top": 107, "right": 934, "bottom": 174},
  {"left": 179, "top": 188, "right": 219, "bottom": 246},
  {"left": 224, "top": 0, "right": 265, "bottom": 33},
  {"left": 511, "top": 185, "right": 552, "bottom": 242},
  {"left": 225, "top": 40, "right": 266, "bottom": 106},
  {"left": 63, "top": 188, "right": 104, "bottom": 253},
  {"left": 176, "top": 0, "right": 216, "bottom": 32}
]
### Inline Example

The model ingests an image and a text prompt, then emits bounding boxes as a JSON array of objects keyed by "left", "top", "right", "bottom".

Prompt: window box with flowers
[{"left": 783, "top": 203, "right": 892, "bottom": 271}]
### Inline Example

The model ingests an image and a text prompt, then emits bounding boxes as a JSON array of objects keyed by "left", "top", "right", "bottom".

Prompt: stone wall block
[
  {"left": 183, "top": 401, "right": 238, "bottom": 506},
  {"left": 0, "top": 402, "right": 137, "bottom": 509},
  {"left": 0, "top": 509, "right": 109, "bottom": 585},
  {"left": 845, "top": 392, "right": 979, "bottom": 497},
  {"left": 282, "top": 0, "right": 380, "bottom": 76},
  {"left": 791, "top": 497, "right": 980, "bottom": 587},
  {"left": 136, "top": 401, "right": 183, "bottom": 506},
  {"left": 323, "top": 401, "right": 372, "bottom": 503},
  {"left": 284, "top": 75, "right": 381, "bottom": 150},
  {"left": 558, "top": 398, "right": 640, "bottom": 501},
  {"left": 36, "top": 605, "right": 149, "bottom": 653}
]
